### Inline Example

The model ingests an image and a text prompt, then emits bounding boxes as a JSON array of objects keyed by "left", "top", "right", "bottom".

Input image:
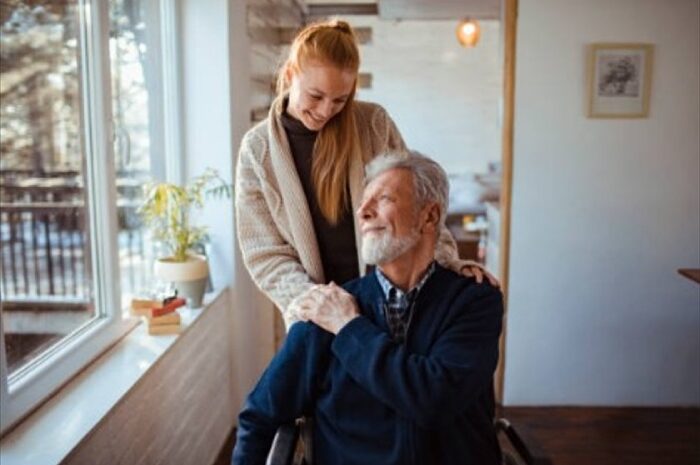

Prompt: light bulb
[{"left": 456, "top": 18, "right": 481, "bottom": 48}]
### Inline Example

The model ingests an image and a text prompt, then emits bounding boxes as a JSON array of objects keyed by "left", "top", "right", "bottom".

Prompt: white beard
[{"left": 361, "top": 228, "right": 421, "bottom": 265}]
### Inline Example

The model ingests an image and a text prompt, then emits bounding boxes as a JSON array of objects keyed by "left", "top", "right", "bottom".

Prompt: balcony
[{"left": 0, "top": 169, "right": 154, "bottom": 374}]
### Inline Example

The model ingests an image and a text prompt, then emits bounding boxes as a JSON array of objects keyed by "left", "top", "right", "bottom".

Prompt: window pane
[
  {"left": 0, "top": 1, "right": 96, "bottom": 376},
  {"left": 109, "top": 0, "right": 163, "bottom": 309}
]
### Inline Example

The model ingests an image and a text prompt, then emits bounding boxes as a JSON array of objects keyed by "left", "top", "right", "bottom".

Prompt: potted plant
[{"left": 139, "top": 167, "right": 231, "bottom": 308}]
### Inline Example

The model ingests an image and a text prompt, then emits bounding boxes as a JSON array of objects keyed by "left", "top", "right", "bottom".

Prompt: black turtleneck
[{"left": 280, "top": 109, "right": 359, "bottom": 286}]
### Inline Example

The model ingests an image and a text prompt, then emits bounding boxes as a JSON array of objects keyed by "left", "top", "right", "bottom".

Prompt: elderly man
[{"left": 232, "top": 153, "right": 503, "bottom": 465}]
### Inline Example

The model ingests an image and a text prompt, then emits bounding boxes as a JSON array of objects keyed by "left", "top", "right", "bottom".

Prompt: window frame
[
  {"left": 160, "top": 0, "right": 185, "bottom": 185},
  {"left": 0, "top": 0, "right": 181, "bottom": 435}
]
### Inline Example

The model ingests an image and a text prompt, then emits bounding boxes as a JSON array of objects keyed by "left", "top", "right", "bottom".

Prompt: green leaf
[{"left": 137, "top": 168, "right": 232, "bottom": 262}]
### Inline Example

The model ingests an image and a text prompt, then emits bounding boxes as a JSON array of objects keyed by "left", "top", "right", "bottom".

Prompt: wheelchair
[{"left": 265, "top": 411, "right": 552, "bottom": 465}]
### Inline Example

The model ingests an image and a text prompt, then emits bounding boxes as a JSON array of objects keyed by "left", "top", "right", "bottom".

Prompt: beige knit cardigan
[{"left": 235, "top": 96, "right": 471, "bottom": 326}]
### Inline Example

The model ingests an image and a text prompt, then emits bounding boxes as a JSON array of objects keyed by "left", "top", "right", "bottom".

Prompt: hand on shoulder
[{"left": 460, "top": 262, "right": 500, "bottom": 288}]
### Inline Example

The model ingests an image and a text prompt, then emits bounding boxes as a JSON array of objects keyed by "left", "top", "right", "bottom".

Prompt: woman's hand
[
  {"left": 461, "top": 263, "right": 501, "bottom": 288},
  {"left": 295, "top": 283, "right": 360, "bottom": 335}
]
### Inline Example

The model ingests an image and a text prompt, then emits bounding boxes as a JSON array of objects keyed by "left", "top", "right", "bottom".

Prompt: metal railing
[
  {"left": 0, "top": 181, "right": 154, "bottom": 307},
  {"left": 0, "top": 202, "right": 88, "bottom": 300}
]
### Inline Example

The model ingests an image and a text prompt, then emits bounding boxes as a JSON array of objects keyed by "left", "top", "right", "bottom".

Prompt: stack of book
[{"left": 130, "top": 297, "right": 186, "bottom": 335}]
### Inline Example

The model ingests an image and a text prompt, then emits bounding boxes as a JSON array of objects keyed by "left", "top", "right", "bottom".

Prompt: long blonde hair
[{"left": 276, "top": 20, "right": 361, "bottom": 225}]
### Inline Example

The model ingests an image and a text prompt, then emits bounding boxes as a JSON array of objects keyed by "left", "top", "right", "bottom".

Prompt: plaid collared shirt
[{"left": 375, "top": 262, "right": 436, "bottom": 343}]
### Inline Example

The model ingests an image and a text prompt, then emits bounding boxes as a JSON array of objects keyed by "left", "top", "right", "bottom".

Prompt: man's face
[{"left": 357, "top": 168, "right": 422, "bottom": 265}]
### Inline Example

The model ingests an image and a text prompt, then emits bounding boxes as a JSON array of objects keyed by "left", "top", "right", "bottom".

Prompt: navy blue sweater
[{"left": 232, "top": 265, "right": 503, "bottom": 465}]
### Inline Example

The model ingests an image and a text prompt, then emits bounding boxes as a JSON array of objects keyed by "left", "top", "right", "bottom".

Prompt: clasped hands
[{"left": 291, "top": 282, "right": 360, "bottom": 335}]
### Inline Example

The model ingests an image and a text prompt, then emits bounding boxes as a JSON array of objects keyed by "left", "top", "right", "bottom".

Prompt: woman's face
[{"left": 286, "top": 60, "right": 356, "bottom": 131}]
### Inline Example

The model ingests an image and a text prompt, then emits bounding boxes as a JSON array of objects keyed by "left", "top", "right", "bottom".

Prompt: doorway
[{"left": 300, "top": 0, "right": 517, "bottom": 402}]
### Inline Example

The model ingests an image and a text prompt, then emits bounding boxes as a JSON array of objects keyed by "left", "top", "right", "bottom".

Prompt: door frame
[{"left": 495, "top": 0, "right": 518, "bottom": 403}]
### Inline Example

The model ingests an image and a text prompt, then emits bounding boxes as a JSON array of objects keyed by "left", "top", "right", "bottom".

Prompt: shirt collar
[{"left": 375, "top": 261, "right": 436, "bottom": 303}]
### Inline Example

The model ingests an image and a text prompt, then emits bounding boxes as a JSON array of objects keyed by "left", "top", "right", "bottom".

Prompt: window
[{"left": 0, "top": 0, "right": 179, "bottom": 434}]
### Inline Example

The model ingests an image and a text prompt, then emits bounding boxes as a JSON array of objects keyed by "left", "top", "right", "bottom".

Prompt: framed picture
[{"left": 587, "top": 43, "right": 654, "bottom": 118}]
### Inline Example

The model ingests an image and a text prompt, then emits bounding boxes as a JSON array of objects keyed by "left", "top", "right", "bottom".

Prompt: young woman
[{"left": 235, "top": 19, "right": 495, "bottom": 327}]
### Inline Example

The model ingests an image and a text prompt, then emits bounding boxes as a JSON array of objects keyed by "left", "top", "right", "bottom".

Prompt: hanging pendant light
[{"left": 456, "top": 18, "right": 481, "bottom": 47}]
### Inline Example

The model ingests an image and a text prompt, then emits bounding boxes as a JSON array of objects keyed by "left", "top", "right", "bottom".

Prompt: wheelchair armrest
[
  {"left": 495, "top": 418, "right": 552, "bottom": 465},
  {"left": 266, "top": 423, "right": 300, "bottom": 465}
]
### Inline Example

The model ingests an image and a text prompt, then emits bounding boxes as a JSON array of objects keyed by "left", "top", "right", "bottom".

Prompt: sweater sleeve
[
  {"left": 232, "top": 323, "right": 320, "bottom": 465},
  {"left": 331, "top": 285, "right": 503, "bottom": 429},
  {"left": 235, "top": 128, "right": 316, "bottom": 325},
  {"left": 368, "top": 103, "right": 407, "bottom": 155},
  {"left": 435, "top": 224, "right": 479, "bottom": 274}
]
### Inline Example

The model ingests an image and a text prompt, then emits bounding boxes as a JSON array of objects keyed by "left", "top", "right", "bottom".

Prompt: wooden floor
[
  {"left": 499, "top": 407, "right": 700, "bottom": 465},
  {"left": 216, "top": 407, "right": 700, "bottom": 465}
]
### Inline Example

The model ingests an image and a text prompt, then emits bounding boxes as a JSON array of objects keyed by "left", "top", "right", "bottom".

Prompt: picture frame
[{"left": 587, "top": 43, "right": 654, "bottom": 118}]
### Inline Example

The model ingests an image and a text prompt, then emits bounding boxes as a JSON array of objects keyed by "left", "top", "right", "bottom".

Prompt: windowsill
[{"left": 0, "top": 289, "right": 226, "bottom": 465}]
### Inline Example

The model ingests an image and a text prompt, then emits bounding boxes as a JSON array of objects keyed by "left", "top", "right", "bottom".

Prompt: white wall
[
  {"left": 180, "top": 0, "right": 235, "bottom": 289},
  {"left": 179, "top": 0, "right": 279, "bottom": 416},
  {"left": 505, "top": 0, "right": 700, "bottom": 406},
  {"left": 347, "top": 16, "right": 502, "bottom": 175}
]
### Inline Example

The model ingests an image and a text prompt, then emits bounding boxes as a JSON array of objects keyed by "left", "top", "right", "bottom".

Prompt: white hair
[{"left": 364, "top": 151, "right": 449, "bottom": 226}]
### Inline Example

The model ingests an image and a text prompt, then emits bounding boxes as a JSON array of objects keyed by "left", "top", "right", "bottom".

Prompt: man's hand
[
  {"left": 296, "top": 282, "right": 360, "bottom": 335},
  {"left": 461, "top": 263, "right": 500, "bottom": 288}
]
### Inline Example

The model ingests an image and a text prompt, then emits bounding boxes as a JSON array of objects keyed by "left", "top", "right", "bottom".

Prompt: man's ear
[{"left": 420, "top": 203, "right": 441, "bottom": 233}]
